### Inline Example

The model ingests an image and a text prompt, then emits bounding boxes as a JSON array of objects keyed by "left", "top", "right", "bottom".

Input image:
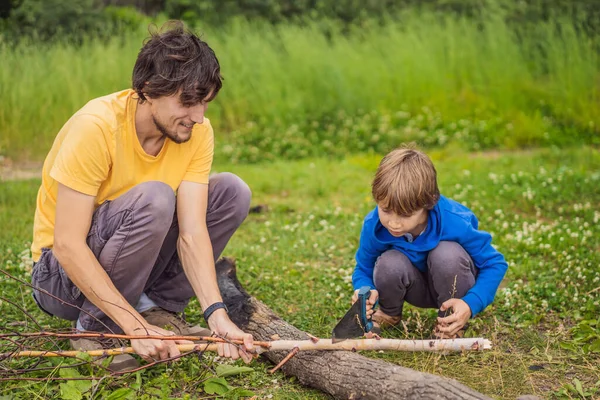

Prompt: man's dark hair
[{"left": 132, "top": 21, "right": 222, "bottom": 105}]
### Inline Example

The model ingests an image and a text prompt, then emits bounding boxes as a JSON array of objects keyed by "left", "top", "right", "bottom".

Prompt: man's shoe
[
  {"left": 70, "top": 337, "right": 139, "bottom": 372},
  {"left": 140, "top": 307, "right": 211, "bottom": 337}
]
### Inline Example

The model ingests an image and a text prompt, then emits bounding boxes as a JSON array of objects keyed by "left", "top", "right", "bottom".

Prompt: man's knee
[
  {"left": 374, "top": 250, "right": 413, "bottom": 288},
  {"left": 210, "top": 172, "right": 252, "bottom": 223},
  {"left": 31, "top": 258, "right": 82, "bottom": 321},
  {"left": 428, "top": 241, "right": 473, "bottom": 278},
  {"left": 130, "top": 181, "right": 176, "bottom": 227}
]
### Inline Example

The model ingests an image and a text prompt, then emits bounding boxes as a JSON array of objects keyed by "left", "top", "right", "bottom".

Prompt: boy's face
[{"left": 377, "top": 205, "right": 428, "bottom": 237}]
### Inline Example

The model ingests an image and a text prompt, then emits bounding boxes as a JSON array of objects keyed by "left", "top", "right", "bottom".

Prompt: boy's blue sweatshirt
[{"left": 352, "top": 195, "right": 508, "bottom": 317}]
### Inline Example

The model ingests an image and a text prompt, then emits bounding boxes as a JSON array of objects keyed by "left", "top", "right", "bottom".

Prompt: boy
[{"left": 351, "top": 145, "right": 508, "bottom": 338}]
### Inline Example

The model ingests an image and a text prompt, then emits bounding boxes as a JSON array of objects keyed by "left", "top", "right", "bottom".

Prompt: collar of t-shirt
[{"left": 404, "top": 224, "right": 427, "bottom": 243}]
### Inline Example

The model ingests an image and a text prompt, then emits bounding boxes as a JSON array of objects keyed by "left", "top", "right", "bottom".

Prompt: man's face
[
  {"left": 147, "top": 91, "right": 212, "bottom": 144},
  {"left": 377, "top": 205, "right": 428, "bottom": 237}
]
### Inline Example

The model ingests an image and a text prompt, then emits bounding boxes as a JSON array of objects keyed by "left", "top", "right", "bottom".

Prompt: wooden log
[{"left": 215, "top": 257, "right": 492, "bottom": 400}]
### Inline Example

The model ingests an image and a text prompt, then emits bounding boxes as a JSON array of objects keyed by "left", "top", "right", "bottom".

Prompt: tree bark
[{"left": 215, "top": 258, "right": 492, "bottom": 400}]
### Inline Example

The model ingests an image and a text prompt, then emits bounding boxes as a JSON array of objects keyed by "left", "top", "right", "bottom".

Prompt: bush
[
  {"left": 163, "top": 0, "right": 600, "bottom": 34},
  {"left": 0, "top": 0, "right": 146, "bottom": 44}
]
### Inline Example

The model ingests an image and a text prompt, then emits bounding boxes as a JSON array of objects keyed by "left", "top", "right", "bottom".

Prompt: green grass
[
  {"left": 1, "top": 12, "right": 598, "bottom": 161},
  {"left": 1, "top": 146, "right": 599, "bottom": 399}
]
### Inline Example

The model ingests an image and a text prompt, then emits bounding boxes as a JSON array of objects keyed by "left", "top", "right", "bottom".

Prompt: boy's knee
[
  {"left": 428, "top": 241, "right": 473, "bottom": 277},
  {"left": 374, "top": 250, "right": 412, "bottom": 287}
]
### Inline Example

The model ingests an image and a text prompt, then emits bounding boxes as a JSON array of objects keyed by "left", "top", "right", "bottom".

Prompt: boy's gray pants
[
  {"left": 31, "top": 173, "right": 251, "bottom": 333},
  {"left": 373, "top": 242, "right": 477, "bottom": 318}
]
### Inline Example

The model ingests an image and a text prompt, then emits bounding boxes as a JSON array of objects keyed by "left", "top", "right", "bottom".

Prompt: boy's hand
[
  {"left": 436, "top": 298, "right": 471, "bottom": 337},
  {"left": 351, "top": 289, "right": 379, "bottom": 318}
]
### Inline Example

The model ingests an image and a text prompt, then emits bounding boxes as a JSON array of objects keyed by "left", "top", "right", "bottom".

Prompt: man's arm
[
  {"left": 177, "top": 180, "right": 254, "bottom": 363},
  {"left": 53, "top": 183, "right": 186, "bottom": 361}
]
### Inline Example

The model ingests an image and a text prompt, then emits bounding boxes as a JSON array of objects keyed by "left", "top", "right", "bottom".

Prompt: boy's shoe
[
  {"left": 140, "top": 307, "right": 211, "bottom": 338},
  {"left": 70, "top": 337, "right": 139, "bottom": 372},
  {"left": 370, "top": 310, "right": 402, "bottom": 334}
]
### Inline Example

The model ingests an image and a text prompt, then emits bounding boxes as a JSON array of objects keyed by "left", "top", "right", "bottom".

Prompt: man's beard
[{"left": 152, "top": 116, "right": 189, "bottom": 144}]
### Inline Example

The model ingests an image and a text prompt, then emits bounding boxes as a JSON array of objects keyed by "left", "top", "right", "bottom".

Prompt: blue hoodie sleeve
[
  {"left": 458, "top": 215, "right": 508, "bottom": 317},
  {"left": 352, "top": 215, "right": 382, "bottom": 290}
]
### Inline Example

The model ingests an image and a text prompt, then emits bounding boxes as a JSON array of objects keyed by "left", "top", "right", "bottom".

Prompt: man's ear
[{"left": 142, "top": 82, "right": 152, "bottom": 103}]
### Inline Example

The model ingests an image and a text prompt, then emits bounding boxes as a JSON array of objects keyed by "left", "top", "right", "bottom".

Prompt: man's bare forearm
[
  {"left": 177, "top": 230, "right": 222, "bottom": 311},
  {"left": 53, "top": 242, "right": 148, "bottom": 334}
]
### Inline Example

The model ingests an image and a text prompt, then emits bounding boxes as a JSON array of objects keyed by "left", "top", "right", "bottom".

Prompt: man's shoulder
[{"left": 72, "top": 89, "right": 134, "bottom": 132}]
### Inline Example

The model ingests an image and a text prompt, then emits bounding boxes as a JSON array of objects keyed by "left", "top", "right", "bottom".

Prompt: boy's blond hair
[{"left": 372, "top": 144, "right": 440, "bottom": 216}]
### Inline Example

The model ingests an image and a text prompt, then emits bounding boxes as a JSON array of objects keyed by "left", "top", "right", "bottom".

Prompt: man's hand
[
  {"left": 351, "top": 289, "right": 379, "bottom": 318},
  {"left": 208, "top": 310, "right": 254, "bottom": 364},
  {"left": 436, "top": 298, "right": 471, "bottom": 338},
  {"left": 130, "top": 324, "right": 193, "bottom": 363}
]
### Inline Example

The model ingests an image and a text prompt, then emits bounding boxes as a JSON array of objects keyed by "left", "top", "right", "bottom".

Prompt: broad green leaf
[
  {"left": 59, "top": 383, "right": 83, "bottom": 400},
  {"left": 574, "top": 379, "right": 585, "bottom": 398},
  {"left": 105, "top": 388, "right": 135, "bottom": 400},
  {"left": 204, "top": 377, "right": 230, "bottom": 395},
  {"left": 70, "top": 379, "right": 92, "bottom": 393},
  {"left": 59, "top": 368, "right": 82, "bottom": 378},
  {"left": 589, "top": 339, "right": 600, "bottom": 353},
  {"left": 216, "top": 364, "right": 254, "bottom": 377}
]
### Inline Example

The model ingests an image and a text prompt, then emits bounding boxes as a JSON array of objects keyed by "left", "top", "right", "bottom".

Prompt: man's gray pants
[
  {"left": 373, "top": 242, "right": 477, "bottom": 318},
  {"left": 31, "top": 173, "right": 251, "bottom": 333}
]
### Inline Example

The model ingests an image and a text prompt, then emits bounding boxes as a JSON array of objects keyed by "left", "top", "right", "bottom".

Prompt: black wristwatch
[{"left": 203, "top": 302, "right": 228, "bottom": 322}]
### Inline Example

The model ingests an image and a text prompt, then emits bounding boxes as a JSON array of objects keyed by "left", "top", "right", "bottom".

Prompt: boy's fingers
[
  {"left": 437, "top": 313, "right": 459, "bottom": 324},
  {"left": 436, "top": 321, "right": 460, "bottom": 333},
  {"left": 440, "top": 299, "right": 457, "bottom": 311}
]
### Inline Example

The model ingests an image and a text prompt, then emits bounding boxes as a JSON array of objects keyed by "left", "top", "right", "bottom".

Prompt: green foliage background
[{"left": 1, "top": 0, "right": 599, "bottom": 162}]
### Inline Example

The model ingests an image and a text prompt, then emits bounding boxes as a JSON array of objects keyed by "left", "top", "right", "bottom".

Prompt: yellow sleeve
[
  {"left": 182, "top": 122, "right": 214, "bottom": 185},
  {"left": 50, "top": 115, "right": 112, "bottom": 196}
]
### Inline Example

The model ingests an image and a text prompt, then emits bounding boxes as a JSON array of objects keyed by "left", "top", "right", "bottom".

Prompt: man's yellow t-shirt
[{"left": 31, "top": 89, "right": 214, "bottom": 262}]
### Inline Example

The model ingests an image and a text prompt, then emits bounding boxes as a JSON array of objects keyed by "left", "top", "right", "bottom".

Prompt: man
[{"left": 30, "top": 21, "right": 254, "bottom": 371}]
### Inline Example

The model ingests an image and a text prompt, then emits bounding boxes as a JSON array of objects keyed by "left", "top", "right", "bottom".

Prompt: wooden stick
[
  {"left": 2, "top": 331, "right": 272, "bottom": 349},
  {"left": 267, "top": 338, "right": 492, "bottom": 352},
  {"left": 6, "top": 338, "right": 491, "bottom": 358},
  {"left": 8, "top": 344, "right": 219, "bottom": 358}
]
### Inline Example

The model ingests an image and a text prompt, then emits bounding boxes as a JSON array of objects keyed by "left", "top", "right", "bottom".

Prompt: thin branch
[
  {"left": 0, "top": 360, "right": 92, "bottom": 375},
  {"left": 0, "top": 269, "right": 116, "bottom": 334},
  {"left": 0, "top": 376, "right": 102, "bottom": 382},
  {"left": 92, "top": 292, "right": 146, "bottom": 343},
  {"left": 111, "top": 346, "right": 211, "bottom": 376},
  {"left": 269, "top": 346, "right": 299, "bottom": 373},
  {"left": 0, "top": 295, "right": 62, "bottom": 350}
]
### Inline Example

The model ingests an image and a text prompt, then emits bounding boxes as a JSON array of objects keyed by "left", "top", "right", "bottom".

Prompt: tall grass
[{"left": 0, "top": 11, "right": 598, "bottom": 160}]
